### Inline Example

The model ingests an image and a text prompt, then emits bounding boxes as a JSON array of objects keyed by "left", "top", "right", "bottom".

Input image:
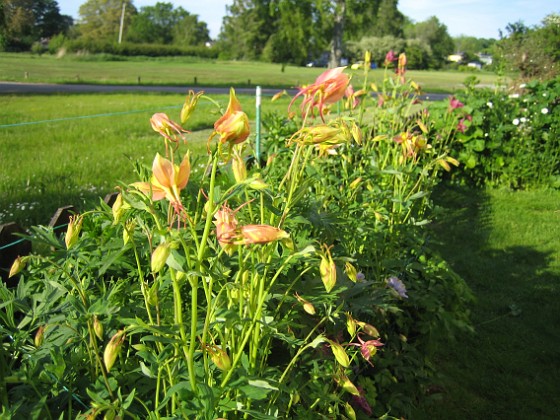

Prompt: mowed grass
[
  {"left": 0, "top": 52, "right": 504, "bottom": 93},
  {"left": 414, "top": 186, "right": 560, "bottom": 419},
  {"left": 0, "top": 92, "right": 291, "bottom": 227}
]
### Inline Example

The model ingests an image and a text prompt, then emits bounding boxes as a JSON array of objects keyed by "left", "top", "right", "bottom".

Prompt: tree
[
  {"left": 495, "top": 14, "right": 560, "bottom": 81},
  {"left": 372, "top": 0, "right": 404, "bottom": 38},
  {"left": 126, "top": 2, "right": 210, "bottom": 46},
  {"left": 0, "top": 0, "right": 72, "bottom": 50},
  {"left": 172, "top": 13, "right": 210, "bottom": 46},
  {"left": 218, "top": 0, "right": 275, "bottom": 60},
  {"left": 33, "top": 0, "right": 72, "bottom": 38},
  {"left": 406, "top": 16, "right": 454, "bottom": 68},
  {"left": 77, "top": 0, "right": 136, "bottom": 42},
  {"left": 262, "top": 0, "right": 317, "bottom": 65}
]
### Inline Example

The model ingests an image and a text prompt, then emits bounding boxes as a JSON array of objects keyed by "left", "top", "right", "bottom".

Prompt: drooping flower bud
[
  {"left": 334, "top": 372, "right": 361, "bottom": 396},
  {"left": 93, "top": 315, "right": 104, "bottom": 341},
  {"left": 319, "top": 245, "right": 336, "bottom": 293},
  {"left": 104, "top": 330, "right": 125, "bottom": 372},
  {"left": 34, "top": 325, "right": 45, "bottom": 347},
  {"left": 208, "top": 345, "right": 231, "bottom": 372},
  {"left": 231, "top": 147, "right": 247, "bottom": 183},
  {"left": 65, "top": 215, "right": 83, "bottom": 250},
  {"left": 9, "top": 255, "right": 27, "bottom": 278},
  {"left": 345, "top": 262, "right": 359, "bottom": 282},
  {"left": 151, "top": 242, "right": 170, "bottom": 273},
  {"left": 295, "top": 292, "right": 316, "bottom": 315},
  {"left": 328, "top": 340, "right": 350, "bottom": 367},
  {"left": 239, "top": 224, "right": 289, "bottom": 245},
  {"left": 346, "top": 312, "right": 358, "bottom": 337}
]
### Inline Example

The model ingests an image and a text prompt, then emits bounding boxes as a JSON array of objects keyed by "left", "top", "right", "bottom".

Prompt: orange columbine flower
[
  {"left": 290, "top": 67, "right": 350, "bottom": 120},
  {"left": 211, "top": 88, "right": 250, "bottom": 147},
  {"left": 150, "top": 113, "right": 188, "bottom": 144},
  {"left": 133, "top": 152, "right": 190, "bottom": 211}
]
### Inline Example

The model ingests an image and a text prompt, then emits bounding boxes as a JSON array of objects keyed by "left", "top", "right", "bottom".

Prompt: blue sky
[{"left": 57, "top": 0, "right": 557, "bottom": 40}]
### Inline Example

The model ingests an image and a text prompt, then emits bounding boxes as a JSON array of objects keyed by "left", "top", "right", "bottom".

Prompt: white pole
[
  {"left": 118, "top": 2, "right": 126, "bottom": 44},
  {"left": 256, "top": 86, "right": 262, "bottom": 164}
]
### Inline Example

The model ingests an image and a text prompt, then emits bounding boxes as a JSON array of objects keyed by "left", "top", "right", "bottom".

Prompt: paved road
[
  {"left": 0, "top": 81, "right": 449, "bottom": 101},
  {"left": 0, "top": 81, "right": 292, "bottom": 96}
]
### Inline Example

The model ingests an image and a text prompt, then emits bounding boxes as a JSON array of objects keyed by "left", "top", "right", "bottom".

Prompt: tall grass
[
  {"left": 0, "top": 92, "right": 290, "bottom": 226},
  {"left": 0, "top": 52, "right": 504, "bottom": 93},
  {"left": 414, "top": 186, "right": 560, "bottom": 419}
]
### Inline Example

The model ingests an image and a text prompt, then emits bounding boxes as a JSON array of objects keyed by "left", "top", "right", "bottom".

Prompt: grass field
[
  {"left": 0, "top": 52, "right": 505, "bottom": 93},
  {"left": 414, "top": 186, "right": 560, "bottom": 419},
  {"left": 0, "top": 92, "right": 290, "bottom": 227}
]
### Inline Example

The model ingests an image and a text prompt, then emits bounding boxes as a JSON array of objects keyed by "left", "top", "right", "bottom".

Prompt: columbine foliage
[{"left": 2, "top": 55, "right": 474, "bottom": 418}]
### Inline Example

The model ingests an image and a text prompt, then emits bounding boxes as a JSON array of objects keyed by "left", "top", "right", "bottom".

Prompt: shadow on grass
[{"left": 414, "top": 185, "right": 560, "bottom": 419}]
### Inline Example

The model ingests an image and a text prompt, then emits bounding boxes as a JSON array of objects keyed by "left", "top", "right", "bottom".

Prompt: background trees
[
  {"left": 76, "top": 0, "right": 136, "bottom": 42},
  {"left": 0, "top": 0, "right": 72, "bottom": 50},
  {"left": 126, "top": 2, "right": 210, "bottom": 46}
]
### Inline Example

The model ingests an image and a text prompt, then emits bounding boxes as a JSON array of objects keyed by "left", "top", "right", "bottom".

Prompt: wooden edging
[{"left": 0, "top": 192, "right": 119, "bottom": 285}]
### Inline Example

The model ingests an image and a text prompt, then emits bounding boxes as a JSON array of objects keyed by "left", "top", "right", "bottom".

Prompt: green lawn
[
  {"left": 414, "top": 186, "right": 560, "bottom": 419},
  {"left": 0, "top": 52, "right": 504, "bottom": 93},
  {"left": 0, "top": 92, "right": 290, "bottom": 227}
]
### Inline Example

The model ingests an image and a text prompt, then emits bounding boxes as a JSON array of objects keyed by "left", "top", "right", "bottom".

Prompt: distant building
[{"left": 477, "top": 53, "right": 493, "bottom": 65}]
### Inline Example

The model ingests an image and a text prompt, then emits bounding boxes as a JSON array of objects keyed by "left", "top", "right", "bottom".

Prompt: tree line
[{"left": 1, "top": 0, "right": 558, "bottom": 78}]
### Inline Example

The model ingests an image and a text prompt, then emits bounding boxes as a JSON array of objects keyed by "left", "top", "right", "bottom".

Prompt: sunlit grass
[
  {"left": 0, "top": 52, "right": 506, "bottom": 93},
  {"left": 0, "top": 92, "right": 291, "bottom": 226}
]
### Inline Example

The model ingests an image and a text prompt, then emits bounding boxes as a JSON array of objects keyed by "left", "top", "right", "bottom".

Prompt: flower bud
[
  {"left": 111, "top": 193, "right": 125, "bottom": 224},
  {"left": 65, "top": 215, "right": 83, "bottom": 250},
  {"left": 239, "top": 225, "right": 289, "bottom": 245},
  {"left": 345, "top": 262, "right": 359, "bottom": 283},
  {"left": 9, "top": 255, "right": 27, "bottom": 278},
  {"left": 346, "top": 313, "right": 358, "bottom": 337},
  {"left": 93, "top": 315, "right": 104, "bottom": 341},
  {"left": 209, "top": 346, "right": 231, "bottom": 372},
  {"left": 295, "top": 293, "right": 316, "bottom": 315},
  {"left": 104, "top": 330, "right": 125, "bottom": 372},
  {"left": 35, "top": 325, "right": 45, "bottom": 347},
  {"left": 151, "top": 242, "right": 170, "bottom": 273},
  {"left": 328, "top": 340, "right": 350, "bottom": 367},
  {"left": 334, "top": 372, "right": 361, "bottom": 396},
  {"left": 231, "top": 150, "right": 247, "bottom": 183},
  {"left": 180, "top": 90, "right": 203, "bottom": 125},
  {"left": 247, "top": 176, "right": 268, "bottom": 190},
  {"left": 319, "top": 245, "right": 336, "bottom": 293}
]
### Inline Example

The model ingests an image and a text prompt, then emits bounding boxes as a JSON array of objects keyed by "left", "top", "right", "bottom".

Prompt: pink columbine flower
[
  {"left": 449, "top": 96, "right": 464, "bottom": 110},
  {"left": 384, "top": 50, "right": 397, "bottom": 66},
  {"left": 289, "top": 67, "right": 350, "bottom": 120}
]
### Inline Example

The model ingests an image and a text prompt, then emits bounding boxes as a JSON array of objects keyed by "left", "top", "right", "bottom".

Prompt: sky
[{"left": 56, "top": 0, "right": 558, "bottom": 40}]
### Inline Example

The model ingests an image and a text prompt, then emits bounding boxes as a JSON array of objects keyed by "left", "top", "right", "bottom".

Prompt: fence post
[{"left": 49, "top": 205, "right": 76, "bottom": 232}]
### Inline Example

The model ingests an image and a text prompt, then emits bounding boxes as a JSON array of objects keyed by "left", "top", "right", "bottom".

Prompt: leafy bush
[
  {"left": 2, "top": 58, "right": 473, "bottom": 418},
  {"left": 61, "top": 39, "right": 219, "bottom": 59},
  {"left": 437, "top": 77, "right": 560, "bottom": 189}
]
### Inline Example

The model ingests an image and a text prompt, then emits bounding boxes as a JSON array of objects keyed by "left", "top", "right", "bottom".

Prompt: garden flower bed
[{"left": 2, "top": 53, "right": 557, "bottom": 419}]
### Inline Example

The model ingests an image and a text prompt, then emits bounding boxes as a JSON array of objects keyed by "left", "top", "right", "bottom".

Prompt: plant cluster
[
  {"left": 435, "top": 76, "right": 560, "bottom": 189},
  {"left": 1, "top": 54, "right": 473, "bottom": 418}
]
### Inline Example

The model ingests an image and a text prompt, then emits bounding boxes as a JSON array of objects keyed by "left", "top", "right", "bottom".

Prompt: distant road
[
  {"left": 0, "top": 82, "right": 291, "bottom": 96},
  {"left": 0, "top": 81, "right": 449, "bottom": 101}
]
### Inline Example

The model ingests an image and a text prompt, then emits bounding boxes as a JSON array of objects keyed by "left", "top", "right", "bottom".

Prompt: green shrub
[{"left": 439, "top": 77, "right": 560, "bottom": 189}]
